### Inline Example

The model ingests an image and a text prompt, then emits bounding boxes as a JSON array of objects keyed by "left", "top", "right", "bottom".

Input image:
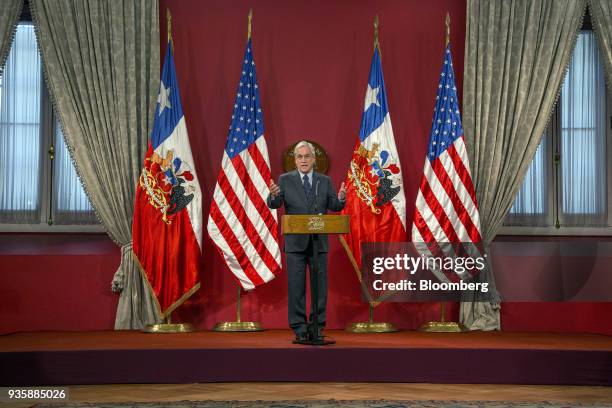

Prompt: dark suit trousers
[{"left": 286, "top": 237, "right": 328, "bottom": 335}]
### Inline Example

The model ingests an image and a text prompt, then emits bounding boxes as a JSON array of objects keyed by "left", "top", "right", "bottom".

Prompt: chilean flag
[
  {"left": 342, "top": 46, "right": 407, "bottom": 267},
  {"left": 132, "top": 43, "right": 202, "bottom": 317}
]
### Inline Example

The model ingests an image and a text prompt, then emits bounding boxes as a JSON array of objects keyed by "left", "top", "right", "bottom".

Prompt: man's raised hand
[
  {"left": 338, "top": 182, "right": 347, "bottom": 201},
  {"left": 269, "top": 179, "right": 281, "bottom": 197}
]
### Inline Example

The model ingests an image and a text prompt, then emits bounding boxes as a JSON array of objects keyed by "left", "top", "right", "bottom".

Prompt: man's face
[{"left": 294, "top": 145, "right": 315, "bottom": 174}]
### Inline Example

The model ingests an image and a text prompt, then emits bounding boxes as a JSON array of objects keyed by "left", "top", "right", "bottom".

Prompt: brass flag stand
[
  {"left": 141, "top": 10, "right": 196, "bottom": 335},
  {"left": 345, "top": 301, "right": 398, "bottom": 333},
  {"left": 213, "top": 286, "right": 264, "bottom": 332},
  {"left": 417, "top": 13, "right": 465, "bottom": 334},
  {"left": 143, "top": 313, "right": 195, "bottom": 333},
  {"left": 341, "top": 17, "right": 398, "bottom": 334},
  {"left": 418, "top": 302, "right": 465, "bottom": 332}
]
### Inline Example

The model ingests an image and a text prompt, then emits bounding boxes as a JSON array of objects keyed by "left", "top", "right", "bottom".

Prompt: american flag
[
  {"left": 412, "top": 45, "right": 482, "bottom": 245},
  {"left": 207, "top": 39, "right": 282, "bottom": 290}
]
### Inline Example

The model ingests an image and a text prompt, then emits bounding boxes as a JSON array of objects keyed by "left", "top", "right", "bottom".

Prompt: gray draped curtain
[
  {"left": 0, "top": 0, "right": 23, "bottom": 73},
  {"left": 461, "top": 0, "right": 586, "bottom": 330},
  {"left": 31, "top": 0, "right": 161, "bottom": 329},
  {"left": 589, "top": 0, "right": 612, "bottom": 89}
]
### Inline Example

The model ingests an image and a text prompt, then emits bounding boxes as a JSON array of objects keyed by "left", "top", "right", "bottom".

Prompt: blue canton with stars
[
  {"left": 427, "top": 45, "right": 464, "bottom": 161},
  {"left": 225, "top": 39, "right": 264, "bottom": 159},
  {"left": 359, "top": 48, "right": 389, "bottom": 142},
  {"left": 151, "top": 43, "right": 185, "bottom": 149}
]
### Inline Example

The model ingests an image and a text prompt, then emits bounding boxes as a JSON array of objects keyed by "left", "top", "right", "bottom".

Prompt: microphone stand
[
  {"left": 296, "top": 178, "right": 334, "bottom": 346},
  {"left": 307, "top": 232, "right": 334, "bottom": 345}
]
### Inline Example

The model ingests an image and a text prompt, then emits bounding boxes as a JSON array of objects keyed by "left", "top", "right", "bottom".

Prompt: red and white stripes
[
  {"left": 412, "top": 136, "right": 481, "bottom": 244},
  {"left": 207, "top": 137, "right": 281, "bottom": 290}
]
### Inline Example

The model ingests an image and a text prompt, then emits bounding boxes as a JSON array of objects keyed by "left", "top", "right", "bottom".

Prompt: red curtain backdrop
[{"left": 158, "top": 0, "right": 467, "bottom": 330}]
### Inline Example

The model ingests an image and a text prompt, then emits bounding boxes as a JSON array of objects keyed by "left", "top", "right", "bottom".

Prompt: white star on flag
[
  {"left": 363, "top": 84, "right": 380, "bottom": 111},
  {"left": 157, "top": 81, "right": 172, "bottom": 116}
]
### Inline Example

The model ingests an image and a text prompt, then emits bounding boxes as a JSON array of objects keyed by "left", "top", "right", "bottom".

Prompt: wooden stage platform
[{"left": 1, "top": 330, "right": 611, "bottom": 386}]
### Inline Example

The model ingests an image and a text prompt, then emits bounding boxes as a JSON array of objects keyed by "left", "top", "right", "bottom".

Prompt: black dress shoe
[
  {"left": 293, "top": 332, "right": 310, "bottom": 343},
  {"left": 307, "top": 324, "right": 324, "bottom": 339}
]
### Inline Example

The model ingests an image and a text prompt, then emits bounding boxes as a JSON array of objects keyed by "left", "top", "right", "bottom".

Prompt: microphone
[{"left": 314, "top": 179, "right": 321, "bottom": 215}]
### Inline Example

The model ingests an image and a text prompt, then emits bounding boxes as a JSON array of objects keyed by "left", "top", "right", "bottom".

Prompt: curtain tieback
[{"left": 111, "top": 241, "right": 134, "bottom": 293}]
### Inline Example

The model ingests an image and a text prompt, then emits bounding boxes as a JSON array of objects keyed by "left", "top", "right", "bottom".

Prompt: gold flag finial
[
  {"left": 445, "top": 12, "right": 450, "bottom": 46},
  {"left": 373, "top": 15, "right": 380, "bottom": 51},
  {"left": 167, "top": 9, "right": 173, "bottom": 48},
  {"left": 248, "top": 8, "right": 253, "bottom": 40}
]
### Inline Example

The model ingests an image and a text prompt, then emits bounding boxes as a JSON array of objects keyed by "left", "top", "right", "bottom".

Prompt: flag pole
[
  {"left": 342, "top": 16, "right": 398, "bottom": 334},
  {"left": 418, "top": 12, "right": 466, "bottom": 333},
  {"left": 445, "top": 12, "right": 450, "bottom": 47},
  {"left": 373, "top": 15, "right": 379, "bottom": 52},
  {"left": 247, "top": 8, "right": 252, "bottom": 40},
  {"left": 236, "top": 285, "right": 242, "bottom": 323},
  {"left": 167, "top": 8, "right": 173, "bottom": 48},
  {"left": 211, "top": 9, "right": 264, "bottom": 333}
]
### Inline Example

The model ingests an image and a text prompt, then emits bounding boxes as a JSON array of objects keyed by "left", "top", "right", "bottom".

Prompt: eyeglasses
[{"left": 295, "top": 154, "right": 314, "bottom": 160}]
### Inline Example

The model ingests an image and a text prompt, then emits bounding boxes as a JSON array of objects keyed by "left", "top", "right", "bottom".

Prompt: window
[
  {"left": 0, "top": 23, "right": 99, "bottom": 230},
  {"left": 503, "top": 30, "right": 611, "bottom": 235}
]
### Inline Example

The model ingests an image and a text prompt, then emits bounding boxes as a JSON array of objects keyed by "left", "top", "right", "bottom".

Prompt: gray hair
[{"left": 293, "top": 140, "right": 316, "bottom": 157}]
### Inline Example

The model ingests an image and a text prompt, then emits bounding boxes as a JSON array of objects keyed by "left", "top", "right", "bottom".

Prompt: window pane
[
  {"left": 505, "top": 31, "right": 608, "bottom": 229},
  {"left": 505, "top": 135, "right": 548, "bottom": 226},
  {"left": 52, "top": 122, "right": 98, "bottom": 224},
  {"left": 559, "top": 31, "right": 606, "bottom": 225},
  {"left": 0, "top": 24, "right": 42, "bottom": 223}
]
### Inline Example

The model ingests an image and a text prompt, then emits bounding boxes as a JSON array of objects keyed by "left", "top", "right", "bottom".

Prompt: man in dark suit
[{"left": 267, "top": 141, "right": 346, "bottom": 342}]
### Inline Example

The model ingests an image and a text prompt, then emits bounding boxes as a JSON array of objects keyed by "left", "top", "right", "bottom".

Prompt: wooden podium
[{"left": 281, "top": 214, "right": 349, "bottom": 345}]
